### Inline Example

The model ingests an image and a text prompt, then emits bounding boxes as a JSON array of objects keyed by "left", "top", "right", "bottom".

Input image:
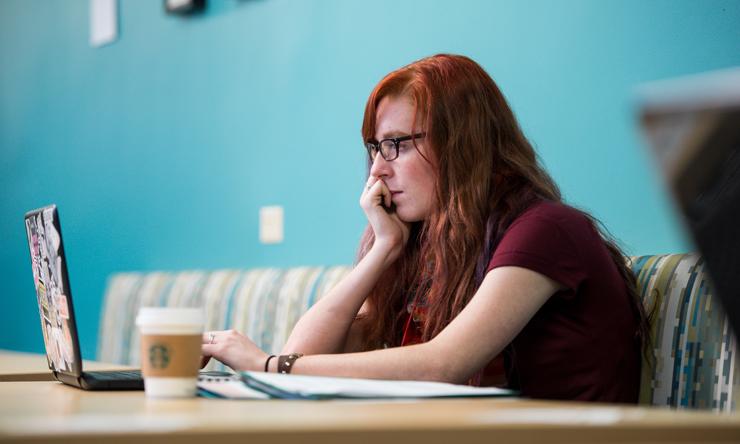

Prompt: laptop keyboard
[{"left": 87, "top": 370, "right": 142, "bottom": 380}]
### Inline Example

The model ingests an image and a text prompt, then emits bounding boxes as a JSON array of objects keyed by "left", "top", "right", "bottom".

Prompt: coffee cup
[{"left": 135, "top": 307, "right": 205, "bottom": 398}]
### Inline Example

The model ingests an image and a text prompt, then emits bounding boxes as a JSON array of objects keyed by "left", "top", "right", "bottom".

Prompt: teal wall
[{"left": 1, "top": 0, "right": 739, "bottom": 359}]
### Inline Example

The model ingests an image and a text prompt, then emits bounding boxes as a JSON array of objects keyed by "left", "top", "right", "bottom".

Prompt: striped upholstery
[
  {"left": 631, "top": 253, "right": 738, "bottom": 411},
  {"left": 97, "top": 267, "right": 351, "bottom": 372},
  {"left": 97, "top": 254, "right": 738, "bottom": 410}
]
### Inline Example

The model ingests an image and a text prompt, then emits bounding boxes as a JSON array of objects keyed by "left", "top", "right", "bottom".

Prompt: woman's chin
[{"left": 395, "top": 207, "right": 423, "bottom": 223}]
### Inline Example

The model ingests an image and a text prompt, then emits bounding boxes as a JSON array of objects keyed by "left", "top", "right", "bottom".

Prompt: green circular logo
[{"left": 149, "top": 344, "right": 170, "bottom": 369}]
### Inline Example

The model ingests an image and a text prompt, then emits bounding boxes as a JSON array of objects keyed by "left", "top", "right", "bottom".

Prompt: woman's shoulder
[
  {"left": 514, "top": 200, "right": 591, "bottom": 230},
  {"left": 500, "top": 200, "right": 600, "bottom": 255},
  {"left": 489, "top": 200, "right": 594, "bottom": 290}
]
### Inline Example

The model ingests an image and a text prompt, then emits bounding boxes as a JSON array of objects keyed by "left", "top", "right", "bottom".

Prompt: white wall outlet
[
  {"left": 90, "top": 0, "right": 118, "bottom": 48},
  {"left": 259, "top": 206, "right": 284, "bottom": 244}
]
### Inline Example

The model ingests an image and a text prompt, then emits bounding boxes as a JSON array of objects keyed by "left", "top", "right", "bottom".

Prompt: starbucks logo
[{"left": 149, "top": 344, "right": 170, "bottom": 369}]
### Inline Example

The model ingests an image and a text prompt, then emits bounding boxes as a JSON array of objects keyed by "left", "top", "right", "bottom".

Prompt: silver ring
[
  {"left": 366, "top": 184, "right": 371, "bottom": 191},
  {"left": 209, "top": 333, "right": 215, "bottom": 344}
]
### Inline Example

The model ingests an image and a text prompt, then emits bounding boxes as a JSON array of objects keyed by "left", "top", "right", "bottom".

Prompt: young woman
[{"left": 201, "top": 54, "right": 649, "bottom": 402}]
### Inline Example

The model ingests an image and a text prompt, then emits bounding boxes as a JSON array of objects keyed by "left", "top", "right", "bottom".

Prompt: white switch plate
[
  {"left": 90, "top": 0, "right": 118, "bottom": 48},
  {"left": 259, "top": 206, "right": 284, "bottom": 244}
]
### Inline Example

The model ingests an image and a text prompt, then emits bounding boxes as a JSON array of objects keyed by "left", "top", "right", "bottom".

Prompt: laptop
[
  {"left": 24, "top": 204, "right": 144, "bottom": 390},
  {"left": 638, "top": 67, "right": 740, "bottom": 335}
]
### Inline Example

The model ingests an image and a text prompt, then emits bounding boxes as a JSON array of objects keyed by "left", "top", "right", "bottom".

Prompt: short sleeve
[{"left": 486, "top": 205, "right": 588, "bottom": 292}]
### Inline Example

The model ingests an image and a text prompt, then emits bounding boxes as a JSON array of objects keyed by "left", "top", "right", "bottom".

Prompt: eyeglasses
[{"left": 365, "top": 132, "right": 426, "bottom": 161}]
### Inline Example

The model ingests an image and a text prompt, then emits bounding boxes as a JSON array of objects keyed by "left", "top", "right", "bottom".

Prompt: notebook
[
  {"left": 24, "top": 204, "right": 144, "bottom": 390},
  {"left": 197, "top": 371, "right": 516, "bottom": 400}
]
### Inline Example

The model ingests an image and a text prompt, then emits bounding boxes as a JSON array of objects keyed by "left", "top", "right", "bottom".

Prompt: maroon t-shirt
[{"left": 486, "top": 200, "right": 640, "bottom": 402}]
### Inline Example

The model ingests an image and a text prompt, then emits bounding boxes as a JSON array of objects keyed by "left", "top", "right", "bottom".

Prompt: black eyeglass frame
[{"left": 365, "top": 132, "right": 426, "bottom": 161}]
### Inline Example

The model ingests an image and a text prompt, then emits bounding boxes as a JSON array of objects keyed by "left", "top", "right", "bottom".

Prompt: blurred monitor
[{"left": 638, "top": 67, "right": 740, "bottom": 336}]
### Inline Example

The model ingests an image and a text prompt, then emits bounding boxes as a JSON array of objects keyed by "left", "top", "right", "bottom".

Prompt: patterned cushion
[
  {"left": 631, "top": 254, "right": 738, "bottom": 411},
  {"left": 97, "top": 254, "right": 738, "bottom": 410},
  {"left": 97, "top": 267, "right": 351, "bottom": 370}
]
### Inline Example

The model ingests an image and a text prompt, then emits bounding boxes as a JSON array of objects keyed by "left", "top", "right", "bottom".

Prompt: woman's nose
[{"left": 370, "top": 154, "right": 392, "bottom": 177}]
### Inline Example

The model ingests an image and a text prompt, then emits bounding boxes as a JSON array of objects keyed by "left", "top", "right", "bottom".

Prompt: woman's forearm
[
  {"left": 271, "top": 340, "right": 461, "bottom": 384},
  {"left": 281, "top": 242, "right": 394, "bottom": 355}
]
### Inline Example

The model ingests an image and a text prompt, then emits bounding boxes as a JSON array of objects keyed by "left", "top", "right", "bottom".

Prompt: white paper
[
  {"left": 245, "top": 372, "right": 515, "bottom": 399},
  {"left": 90, "top": 0, "right": 118, "bottom": 48},
  {"left": 199, "top": 379, "right": 271, "bottom": 400}
]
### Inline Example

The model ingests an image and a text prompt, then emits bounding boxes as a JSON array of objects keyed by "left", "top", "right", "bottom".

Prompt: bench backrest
[
  {"left": 97, "top": 266, "right": 351, "bottom": 367},
  {"left": 631, "top": 253, "right": 738, "bottom": 411},
  {"left": 98, "top": 254, "right": 738, "bottom": 410}
]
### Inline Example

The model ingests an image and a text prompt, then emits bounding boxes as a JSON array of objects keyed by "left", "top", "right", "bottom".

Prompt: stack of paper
[{"left": 197, "top": 372, "right": 516, "bottom": 400}]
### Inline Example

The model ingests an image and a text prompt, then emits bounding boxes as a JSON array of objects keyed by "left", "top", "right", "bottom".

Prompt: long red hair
[{"left": 357, "top": 54, "right": 649, "bottom": 364}]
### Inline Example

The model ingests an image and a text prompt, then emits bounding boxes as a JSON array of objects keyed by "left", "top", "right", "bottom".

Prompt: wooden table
[
  {"left": 0, "top": 380, "right": 739, "bottom": 444},
  {"left": 1, "top": 351, "right": 739, "bottom": 443},
  {"left": 0, "top": 349, "right": 135, "bottom": 381}
]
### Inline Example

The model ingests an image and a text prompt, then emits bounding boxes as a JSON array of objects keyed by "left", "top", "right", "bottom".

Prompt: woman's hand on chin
[
  {"left": 360, "top": 177, "right": 411, "bottom": 265},
  {"left": 200, "top": 329, "right": 268, "bottom": 372}
]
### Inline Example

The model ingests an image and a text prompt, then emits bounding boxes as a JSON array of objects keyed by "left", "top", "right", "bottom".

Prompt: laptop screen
[{"left": 25, "top": 205, "right": 82, "bottom": 375}]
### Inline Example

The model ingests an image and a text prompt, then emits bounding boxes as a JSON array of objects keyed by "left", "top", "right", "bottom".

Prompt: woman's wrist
[
  {"left": 251, "top": 351, "right": 270, "bottom": 372},
  {"left": 370, "top": 239, "right": 402, "bottom": 269}
]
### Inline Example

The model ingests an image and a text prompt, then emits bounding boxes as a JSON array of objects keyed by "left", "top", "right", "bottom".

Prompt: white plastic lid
[{"left": 135, "top": 307, "right": 205, "bottom": 327}]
